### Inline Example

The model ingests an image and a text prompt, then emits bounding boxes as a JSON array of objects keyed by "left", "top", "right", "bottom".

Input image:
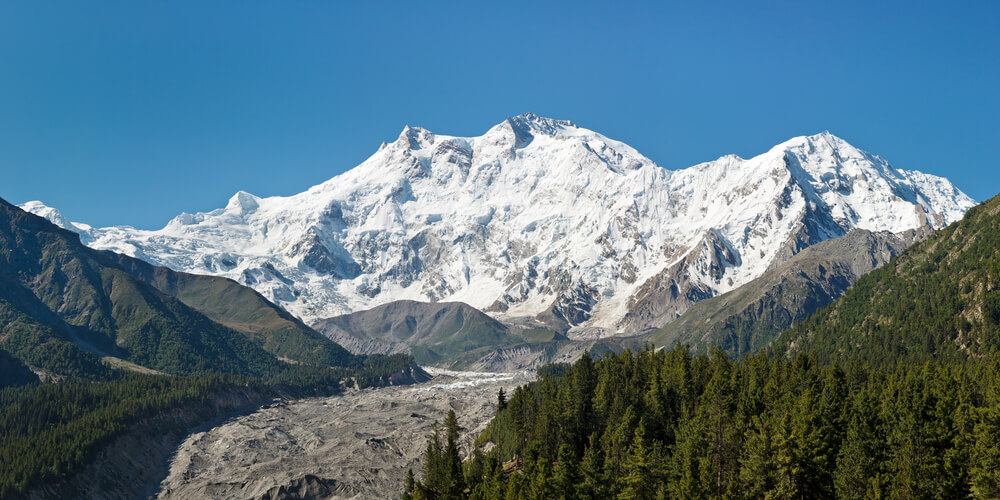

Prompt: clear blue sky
[{"left": 2, "top": 1, "right": 997, "bottom": 229}]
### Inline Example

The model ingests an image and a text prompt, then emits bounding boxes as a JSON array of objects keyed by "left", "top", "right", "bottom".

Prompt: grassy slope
[{"left": 105, "top": 252, "right": 354, "bottom": 367}]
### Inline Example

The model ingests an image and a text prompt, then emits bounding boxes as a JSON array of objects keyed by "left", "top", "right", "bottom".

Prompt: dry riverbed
[{"left": 154, "top": 368, "right": 533, "bottom": 500}]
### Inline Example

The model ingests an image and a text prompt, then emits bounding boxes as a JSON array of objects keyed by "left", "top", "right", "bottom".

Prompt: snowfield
[{"left": 23, "top": 114, "right": 975, "bottom": 336}]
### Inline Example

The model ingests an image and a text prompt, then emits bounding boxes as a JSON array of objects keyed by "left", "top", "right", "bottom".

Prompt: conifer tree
[
  {"left": 739, "top": 416, "right": 777, "bottom": 498},
  {"left": 971, "top": 365, "right": 1000, "bottom": 498},
  {"left": 834, "top": 391, "right": 886, "bottom": 499},
  {"left": 554, "top": 443, "right": 580, "bottom": 500},
  {"left": 619, "top": 419, "right": 660, "bottom": 500},
  {"left": 443, "top": 409, "right": 466, "bottom": 498}
]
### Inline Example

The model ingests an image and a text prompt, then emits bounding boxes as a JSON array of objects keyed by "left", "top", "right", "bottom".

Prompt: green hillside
[
  {"left": 106, "top": 252, "right": 353, "bottom": 367},
  {"left": 0, "top": 346, "right": 37, "bottom": 388}
]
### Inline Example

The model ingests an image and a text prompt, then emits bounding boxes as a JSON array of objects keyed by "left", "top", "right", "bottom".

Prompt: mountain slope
[
  {"left": 774, "top": 192, "right": 1000, "bottom": 364},
  {"left": 312, "top": 300, "right": 523, "bottom": 366},
  {"left": 652, "top": 229, "right": 915, "bottom": 356},
  {"left": 24, "top": 115, "right": 974, "bottom": 337},
  {"left": 0, "top": 198, "right": 349, "bottom": 378},
  {"left": 105, "top": 253, "right": 353, "bottom": 367}
]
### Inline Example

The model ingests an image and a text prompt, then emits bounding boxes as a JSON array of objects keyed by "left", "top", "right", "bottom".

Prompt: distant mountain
[
  {"left": 24, "top": 115, "right": 974, "bottom": 338},
  {"left": 313, "top": 300, "right": 539, "bottom": 366},
  {"left": 652, "top": 228, "right": 917, "bottom": 356},
  {"left": 773, "top": 192, "right": 1000, "bottom": 364},
  {"left": 0, "top": 198, "right": 352, "bottom": 379}
]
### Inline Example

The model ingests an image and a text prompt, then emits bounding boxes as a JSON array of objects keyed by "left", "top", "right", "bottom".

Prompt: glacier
[{"left": 23, "top": 113, "right": 975, "bottom": 337}]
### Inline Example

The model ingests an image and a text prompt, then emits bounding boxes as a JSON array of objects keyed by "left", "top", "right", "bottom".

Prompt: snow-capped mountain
[{"left": 23, "top": 114, "right": 975, "bottom": 337}]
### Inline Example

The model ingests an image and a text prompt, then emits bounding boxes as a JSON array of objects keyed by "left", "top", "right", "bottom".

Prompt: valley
[
  {"left": 6, "top": 2, "right": 995, "bottom": 498},
  {"left": 155, "top": 369, "right": 532, "bottom": 500}
]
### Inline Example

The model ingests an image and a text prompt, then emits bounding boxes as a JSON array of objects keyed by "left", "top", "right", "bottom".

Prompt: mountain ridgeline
[{"left": 23, "top": 115, "right": 974, "bottom": 338}]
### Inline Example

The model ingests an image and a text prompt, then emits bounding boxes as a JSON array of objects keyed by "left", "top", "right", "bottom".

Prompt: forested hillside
[
  {"left": 775, "top": 192, "right": 1000, "bottom": 365},
  {"left": 0, "top": 347, "right": 36, "bottom": 388},
  {"left": 0, "top": 352, "right": 417, "bottom": 498}
]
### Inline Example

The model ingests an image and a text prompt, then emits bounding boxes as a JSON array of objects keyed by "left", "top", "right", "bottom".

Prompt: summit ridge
[{"left": 23, "top": 115, "right": 975, "bottom": 336}]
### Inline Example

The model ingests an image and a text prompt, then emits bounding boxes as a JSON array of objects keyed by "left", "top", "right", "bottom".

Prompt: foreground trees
[{"left": 408, "top": 347, "right": 1000, "bottom": 499}]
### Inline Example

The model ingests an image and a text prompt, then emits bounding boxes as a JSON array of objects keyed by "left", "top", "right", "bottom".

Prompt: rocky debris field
[{"left": 155, "top": 369, "right": 533, "bottom": 500}]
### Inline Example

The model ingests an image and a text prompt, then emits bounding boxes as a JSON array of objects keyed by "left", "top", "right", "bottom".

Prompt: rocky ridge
[{"left": 23, "top": 115, "right": 974, "bottom": 337}]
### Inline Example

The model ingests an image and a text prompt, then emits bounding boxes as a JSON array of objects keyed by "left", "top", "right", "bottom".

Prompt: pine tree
[
  {"left": 972, "top": 371, "right": 1000, "bottom": 497},
  {"left": 423, "top": 422, "right": 447, "bottom": 495},
  {"left": 739, "top": 416, "right": 777, "bottom": 498},
  {"left": 403, "top": 468, "right": 416, "bottom": 500},
  {"left": 443, "top": 409, "right": 466, "bottom": 498},
  {"left": 834, "top": 392, "right": 886, "bottom": 499},
  {"left": 579, "top": 433, "right": 607, "bottom": 500},
  {"left": 619, "top": 419, "right": 660, "bottom": 499},
  {"left": 554, "top": 443, "right": 580, "bottom": 500},
  {"left": 772, "top": 413, "right": 801, "bottom": 500}
]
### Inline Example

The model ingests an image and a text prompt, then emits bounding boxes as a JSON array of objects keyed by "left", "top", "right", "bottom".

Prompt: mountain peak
[
  {"left": 38, "top": 116, "right": 975, "bottom": 334},
  {"left": 504, "top": 113, "right": 577, "bottom": 136},
  {"left": 226, "top": 191, "right": 261, "bottom": 215},
  {"left": 18, "top": 200, "right": 92, "bottom": 234},
  {"left": 772, "top": 131, "right": 866, "bottom": 158},
  {"left": 382, "top": 125, "right": 439, "bottom": 154}
]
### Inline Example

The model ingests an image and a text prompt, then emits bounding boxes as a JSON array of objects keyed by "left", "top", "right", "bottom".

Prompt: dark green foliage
[
  {"left": 535, "top": 362, "right": 571, "bottom": 380},
  {"left": 415, "top": 345, "right": 1000, "bottom": 499},
  {"left": 0, "top": 345, "right": 37, "bottom": 387},
  {"left": 0, "top": 299, "right": 111, "bottom": 380},
  {"left": 0, "top": 374, "right": 260, "bottom": 497},
  {"left": 413, "top": 410, "right": 466, "bottom": 499}
]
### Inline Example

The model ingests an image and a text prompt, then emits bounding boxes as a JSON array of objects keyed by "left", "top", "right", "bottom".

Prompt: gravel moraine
[{"left": 155, "top": 368, "right": 533, "bottom": 500}]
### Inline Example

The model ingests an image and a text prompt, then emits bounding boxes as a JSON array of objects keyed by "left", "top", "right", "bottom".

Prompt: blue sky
[{"left": 2, "top": 1, "right": 997, "bottom": 229}]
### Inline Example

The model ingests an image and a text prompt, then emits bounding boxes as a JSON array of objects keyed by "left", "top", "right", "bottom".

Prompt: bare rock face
[
  {"left": 155, "top": 369, "right": 533, "bottom": 500},
  {"left": 651, "top": 229, "right": 919, "bottom": 356}
]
